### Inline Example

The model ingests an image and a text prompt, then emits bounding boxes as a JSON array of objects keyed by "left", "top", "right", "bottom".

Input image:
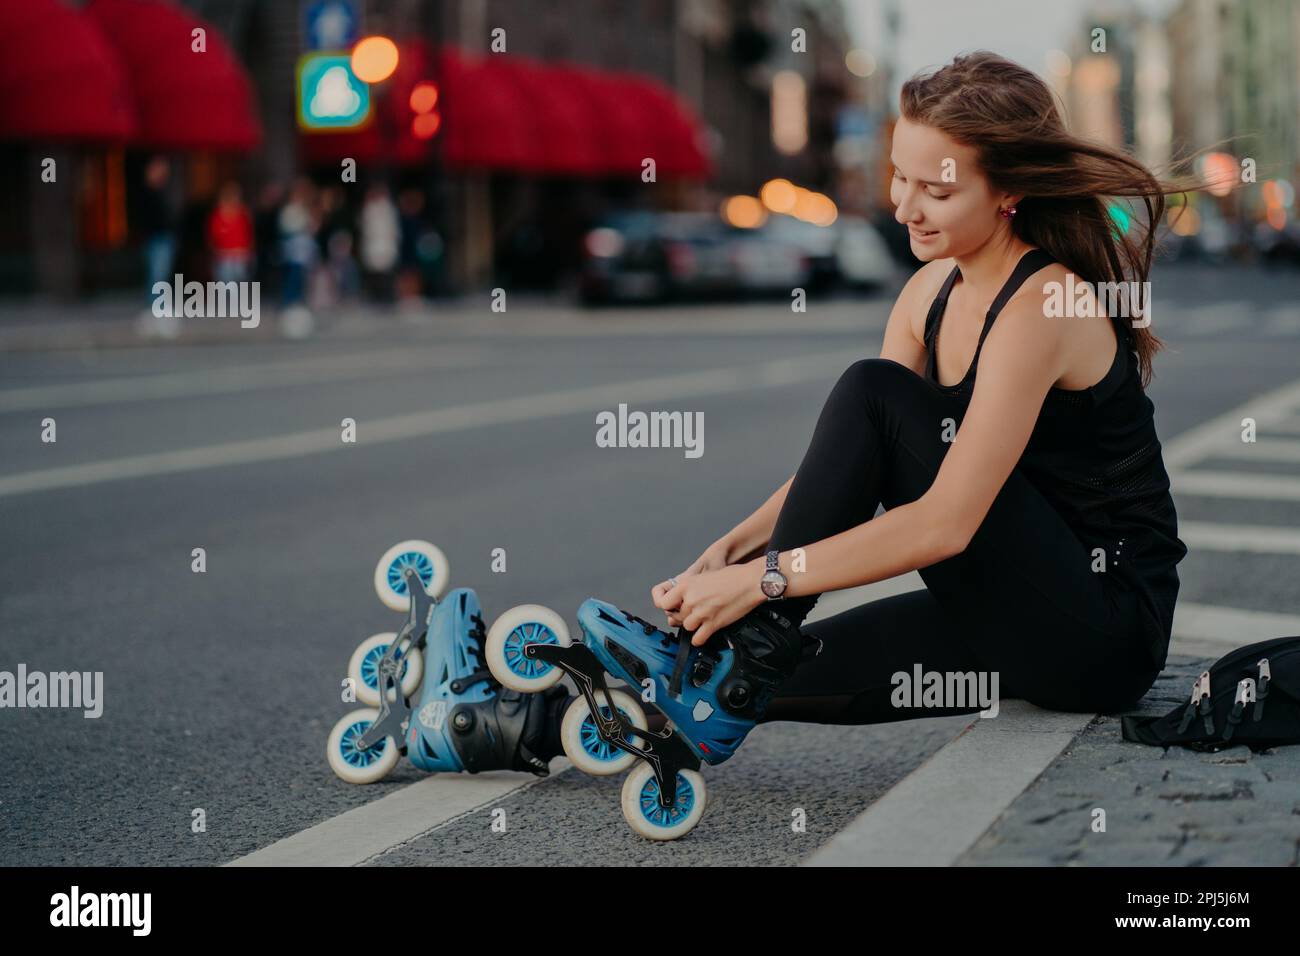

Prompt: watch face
[{"left": 760, "top": 571, "right": 786, "bottom": 598}]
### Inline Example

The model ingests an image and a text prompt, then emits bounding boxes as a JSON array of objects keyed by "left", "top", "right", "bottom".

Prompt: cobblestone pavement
[{"left": 959, "top": 657, "right": 1300, "bottom": 866}]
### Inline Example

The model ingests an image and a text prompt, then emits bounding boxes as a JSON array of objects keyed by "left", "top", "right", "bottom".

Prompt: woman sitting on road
[{"left": 645, "top": 50, "right": 1202, "bottom": 730}]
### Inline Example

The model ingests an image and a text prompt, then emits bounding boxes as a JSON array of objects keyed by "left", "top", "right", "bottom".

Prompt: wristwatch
[{"left": 759, "top": 550, "right": 788, "bottom": 600}]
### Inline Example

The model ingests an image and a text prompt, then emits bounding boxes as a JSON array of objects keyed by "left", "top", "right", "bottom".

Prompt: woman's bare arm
[
  {"left": 715, "top": 475, "right": 794, "bottom": 563},
  {"left": 711, "top": 265, "right": 944, "bottom": 565},
  {"left": 770, "top": 291, "right": 1068, "bottom": 595},
  {"left": 881, "top": 259, "right": 948, "bottom": 373}
]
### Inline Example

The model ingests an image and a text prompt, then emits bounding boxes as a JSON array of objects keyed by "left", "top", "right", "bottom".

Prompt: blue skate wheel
[
  {"left": 327, "top": 708, "right": 400, "bottom": 784},
  {"left": 560, "top": 689, "right": 648, "bottom": 776},
  {"left": 348, "top": 632, "right": 424, "bottom": 707},
  {"left": 485, "top": 604, "right": 571, "bottom": 692},
  {"left": 621, "top": 764, "right": 707, "bottom": 840},
  {"left": 374, "top": 540, "right": 450, "bottom": 611}
]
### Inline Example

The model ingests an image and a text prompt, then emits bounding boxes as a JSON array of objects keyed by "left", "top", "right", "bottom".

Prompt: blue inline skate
[
  {"left": 484, "top": 595, "right": 820, "bottom": 840},
  {"left": 327, "top": 541, "right": 571, "bottom": 784}
]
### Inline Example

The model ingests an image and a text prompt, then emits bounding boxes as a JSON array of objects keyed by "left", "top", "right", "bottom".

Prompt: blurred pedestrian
[
  {"left": 207, "top": 182, "right": 253, "bottom": 284},
  {"left": 139, "top": 156, "right": 177, "bottom": 294},
  {"left": 135, "top": 156, "right": 181, "bottom": 338},
  {"left": 397, "top": 188, "right": 432, "bottom": 306},
  {"left": 279, "top": 178, "right": 318, "bottom": 307},
  {"left": 359, "top": 183, "right": 400, "bottom": 305},
  {"left": 278, "top": 177, "right": 319, "bottom": 338},
  {"left": 316, "top": 186, "right": 359, "bottom": 307},
  {"left": 254, "top": 181, "right": 285, "bottom": 295}
]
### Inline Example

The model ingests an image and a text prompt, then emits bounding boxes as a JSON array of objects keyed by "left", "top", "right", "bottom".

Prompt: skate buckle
[
  {"left": 1254, "top": 658, "right": 1270, "bottom": 722},
  {"left": 1176, "top": 670, "right": 1211, "bottom": 735},
  {"left": 690, "top": 654, "right": 716, "bottom": 687},
  {"left": 1223, "top": 678, "right": 1256, "bottom": 742}
]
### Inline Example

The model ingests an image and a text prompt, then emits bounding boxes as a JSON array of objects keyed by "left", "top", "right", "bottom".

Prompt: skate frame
[
  {"left": 527, "top": 642, "right": 702, "bottom": 809},
  {"left": 356, "top": 567, "right": 435, "bottom": 753}
]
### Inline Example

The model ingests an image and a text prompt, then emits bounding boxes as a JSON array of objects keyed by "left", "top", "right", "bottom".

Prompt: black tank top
[{"left": 923, "top": 248, "right": 1187, "bottom": 668}]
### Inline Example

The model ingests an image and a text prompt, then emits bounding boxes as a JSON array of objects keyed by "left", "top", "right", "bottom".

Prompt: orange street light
[{"left": 352, "top": 36, "right": 399, "bottom": 83}]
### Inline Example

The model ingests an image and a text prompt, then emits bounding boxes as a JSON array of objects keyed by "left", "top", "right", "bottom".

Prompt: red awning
[
  {"left": 85, "top": 0, "right": 260, "bottom": 152},
  {"left": 438, "top": 46, "right": 713, "bottom": 179},
  {"left": 0, "top": 0, "right": 136, "bottom": 142}
]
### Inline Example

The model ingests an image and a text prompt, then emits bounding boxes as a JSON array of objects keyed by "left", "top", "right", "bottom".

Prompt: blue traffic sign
[
  {"left": 303, "top": 0, "right": 360, "bottom": 51},
  {"left": 297, "top": 54, "right": 370, "bottom": 130}
]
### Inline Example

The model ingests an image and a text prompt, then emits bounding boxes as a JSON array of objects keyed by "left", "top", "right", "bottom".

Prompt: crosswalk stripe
[
  {"left": 226, "top": 763, "right": 571, "bottom": 866},
  {"left": 1267, "top": 417, "right": 1300, "bottom": 436},
  {"left": 1173, "top": 471, "right": 1300, "bottom": 500},
  {"left": 1180, "top": 520, "right": 1300, "bottom": 553},
  {"left": 1171, "top": 602, "right": 1300, "bottom": 655},
  {"left": 1262, "top": 306, "right": 1300, "bottom": 337},
  {"left": 803, "top": 702, "right": 1092, "bottom": 866},
  {"left": 1200, "top": 437, "right": 1300, "bottom": 463},
  {"left": 1162, "top": 377, "right": 1300, "bottom": 470},
  {"left": 1180, "top": 312, "right": 1252, "bottom": 336}
]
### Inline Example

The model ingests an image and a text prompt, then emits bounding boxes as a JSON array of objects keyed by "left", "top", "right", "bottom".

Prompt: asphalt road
[{"left": 2, "top": 261, "right": 1298, "bottom": 865}]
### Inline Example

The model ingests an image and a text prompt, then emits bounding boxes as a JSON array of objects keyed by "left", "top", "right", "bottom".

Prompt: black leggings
[{"left": 753, "top": 358, "right": 1162, "bottom": 725}]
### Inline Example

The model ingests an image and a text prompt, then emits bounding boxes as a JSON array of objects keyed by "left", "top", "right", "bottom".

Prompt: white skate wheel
[
  {"left": 327, "top": 708, "right": 401, "bottom": 784},
  {"left": 484, "top": 604, "right": 571, "bottom": 692},
  {"left": 374, "top": 540, "right": 450, "bottom": 611},
  {"left": 348, "top": 632, "right": 424, "bottom": 707},
  {"left": 561, "top": 689, "right": 648, "bottom": 776},
  {"left": 620, "top": 763, "right": 707, "bottom": 841}
]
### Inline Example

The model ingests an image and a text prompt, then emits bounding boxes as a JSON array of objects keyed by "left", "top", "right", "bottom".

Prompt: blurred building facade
[
  {"left": 1061, "top": 0, "right": 1300, "bottom": 254},
  {"left": 1, "top": 0, "right": 863, "bottom": 299}
]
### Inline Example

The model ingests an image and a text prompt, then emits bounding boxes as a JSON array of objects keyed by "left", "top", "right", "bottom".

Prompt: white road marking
[
  {"left": 0, "top": 347, "right": 487, "bottom": 412},
  {"left": 1267, "top": 417, "right": 1300, "bottom": 435},
  {"left": 227, "top": 762, "right": 571, "bottom": 866},
  {"left": 1161, "top": 377, "right": 1300, "bottom": 470},
  {"left": 803, "top": 701, "right": 1093, "bottom": 866},
  {"left": 1262, "top": 306, "right": 1300, "bottom": 337},
  {"left": 1199, "top": 437, "right": 1300, "bottom": 463},
  {"left": 1173, "top": 471, "right": 1300, "bottom": 500},
  {"left": 1170, "top": 602, "right": 1300, "bottom": 655},
  {"left": 0, "top": 350, "right": 851, "bottom": 498},
  {"left": 800, "top": 599, "right": 1300, "bottom": 866},
  {"left": 388, "top": 307, "right": 891, "bottom": 338},
  {"left": 1179, "top": 520, "right": 1300, "bottom": 553},
  {"left": 1179, "top": 311, "right": 1252, "bottom": 336}
]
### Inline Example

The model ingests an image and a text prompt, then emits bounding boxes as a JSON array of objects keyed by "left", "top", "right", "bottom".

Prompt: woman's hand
[
  {"left": 653, "top": 540, "right": 737, "bottom": 628},
  {"left": 650, "top": 559, "right": 765, "bottom": 647}
]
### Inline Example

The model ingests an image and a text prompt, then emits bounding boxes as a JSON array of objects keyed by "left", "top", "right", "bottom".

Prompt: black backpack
[{"left": 1121, "top": 635, "right": 1300, "bottom": 752}]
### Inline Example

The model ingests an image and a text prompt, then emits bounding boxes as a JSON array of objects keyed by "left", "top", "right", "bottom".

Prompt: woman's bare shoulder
[
  {"left": 902, "top": 257, "right": 958, "bottom": 297},
  {"left": 890, "top": 258, "right": 957, "bottom": 340}
]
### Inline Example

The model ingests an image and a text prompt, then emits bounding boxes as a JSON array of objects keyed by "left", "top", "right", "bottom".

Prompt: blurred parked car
[
  {"left": 1254, "top": 221, "right": 1300, "bottom": 267},
  {"left": 580, "top": 210, "right": 893, "bottom": 305},
  {"left": 831, "top": 215, "right": 896, "bottom": 289},
  {"left": 727, "top": 226, "right": 811, "bottom": 296},
  {"left": 580, "top": 211, "right": 732, "bottom": 304},
  {"left": 762, "top": 214, "right": 894, "bottom": 291}
]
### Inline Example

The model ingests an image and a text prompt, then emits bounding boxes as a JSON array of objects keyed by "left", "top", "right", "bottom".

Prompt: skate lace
[
  {"left": 459, "top": 612, "right": 501, "bottom": 692},
  {"left": 620, "top": 606, "right": 700, "bottom": 697}
]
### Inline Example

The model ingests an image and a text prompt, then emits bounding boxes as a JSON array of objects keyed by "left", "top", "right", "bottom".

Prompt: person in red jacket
[{"left": 208, "top": 182, "right": 254, "bottom": 283}]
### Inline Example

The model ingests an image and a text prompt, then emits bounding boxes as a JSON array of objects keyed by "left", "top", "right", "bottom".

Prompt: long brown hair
[{"left": 900, "top": 51, "right": 1206, "bottom": 386}]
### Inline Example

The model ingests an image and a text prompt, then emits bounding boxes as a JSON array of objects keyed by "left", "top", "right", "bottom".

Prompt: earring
[{"left": 999, "top": 205, "right": 1018, "bottom": 219}]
